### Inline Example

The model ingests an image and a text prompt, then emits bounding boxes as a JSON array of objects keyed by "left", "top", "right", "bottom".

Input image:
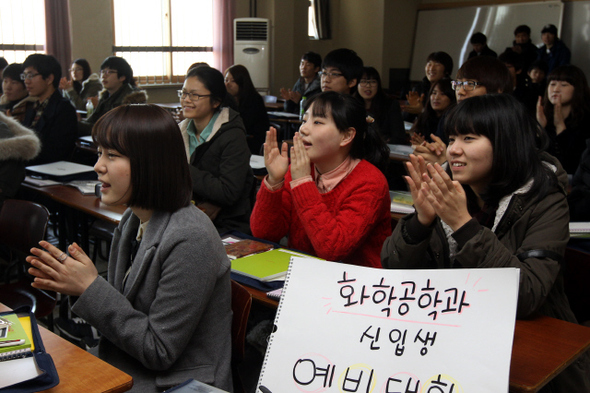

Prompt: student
[
  {"left": 79, "top": 56, "right": 147, "bottom": 135},
  {"left": 21, "top": 54, "right": 78, "bottom": 165},
  {"left": 179, "top": 66, "right": 253, "bottom": 234},
  {"left": 414, "top": 55, "right": 512, "bottom": 164},
  {"left": 224, "top": 64, "right": 269, "bottom": 154},
  {"left": 499, "top": 50, "right": 536, "bottom": 113},
  {"left": 0, "top": 63, "right": 33, "bottom": 122},
  {"left": 536, "top": 65, "right": 590, "bottom": 174},
  {"left": 402, "top": 51, "right": 453, "bottom": 117},
  {"left": 0, "top": 112, "right": 40, "bottom": 208},
  {"left": 382, "top": 94, "right": 589, "bottom": 392},
  {"left": 537, "top": 24, "right": 571, "bottom": 73},
  {"left": 60, "top": 58, "right": 102, "bottom": 110},
  {"left": 251, "top": 92, "right": 391, "bottom": 268},
  {"left": 0, "top": 57, "right": 7, "bottom": 94},
  {"left": 27, "top": 104, "right": 233, "bottom": 392},
  {"left": 280, "top": 51, "right": 322, "bottom": 114},
  {"left": 410, "top": 77, "right": 456, "bottom": 145},
  {"left": 504, "top": 24, "right": 538, "bottom": 72},
  {"left": 525, "top": 60, "right": 548, "bottom": 103},
  {"left": 355, "top": 66, "right": 405, "bottom": 144},
  {"left": 320, "top": 48, "right": 364, "bottom": 95},
  {"left": 468, "top": 32, "right": 497, "bottom": 59}
]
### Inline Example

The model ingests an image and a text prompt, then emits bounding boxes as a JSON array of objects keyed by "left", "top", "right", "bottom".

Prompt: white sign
[{"left": 258, "top": 258, "right": 519, "bottom": 393}]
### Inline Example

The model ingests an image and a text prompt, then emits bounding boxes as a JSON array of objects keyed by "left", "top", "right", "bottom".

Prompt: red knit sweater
[{"left": 251, "top": 160, "right": 391, "bottom": 268}]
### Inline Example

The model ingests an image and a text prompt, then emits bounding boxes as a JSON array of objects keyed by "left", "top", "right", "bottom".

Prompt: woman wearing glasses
[
  {"left": 60, "top": 58, "right": 102, "bottom": 110},
  {"left": 355, "top": 67, "right": 406, "bottom": 144},
  {"left": 179, "top": 66, "right": 253, "bottom": 234},
  {"left": 414, "top": 56, "right": 512, "bottom": 165},
  {"left": 224, "top": 64, "right": 270, "bottom": 155}
]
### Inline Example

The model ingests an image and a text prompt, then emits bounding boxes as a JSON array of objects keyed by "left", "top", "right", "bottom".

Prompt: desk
[
  {"left": 21, "top": 182, "right": 125, "bottom": 250},
  {"left": 239, "top": 281, "right": 590, "bottom": 392},
  {"left": 0, "top": 303, "right": 133, "bottom": 393}
]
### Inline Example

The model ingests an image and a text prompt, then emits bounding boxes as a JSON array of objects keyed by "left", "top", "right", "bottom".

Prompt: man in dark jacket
[
  {"left": 504, "top": 25, "right": 538, "bottom": 72},
  {"left": 468, "top": 32, "right": 497, "bottom": 59},
  {"left": 537, "top": 24, "right": 571, "bottom": 73},
  {"left": 22, "top": 54, "right": 77, "bottom": 165}
]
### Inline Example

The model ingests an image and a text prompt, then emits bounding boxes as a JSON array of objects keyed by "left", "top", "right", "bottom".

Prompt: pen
[
  {"left": 0, "top": 339, "right": 25, "bottom": 347},
  {"left": 259, "top": 386, "right": 272, "bottom": 393}
]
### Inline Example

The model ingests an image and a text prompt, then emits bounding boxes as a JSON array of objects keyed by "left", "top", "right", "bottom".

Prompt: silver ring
[{"left": 57, "top": 252, "right": 67, "bottom": 262}]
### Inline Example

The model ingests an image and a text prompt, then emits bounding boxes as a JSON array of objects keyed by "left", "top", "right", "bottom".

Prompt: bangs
[
  {"left": 547, "top": 69, "right": 575, "bottom": 85},
  {"left": 310, "top": 96, "right": 332, "bottom": 120},
  {"left": 91, "top": 110, "right": 129, "bottom": 155}
]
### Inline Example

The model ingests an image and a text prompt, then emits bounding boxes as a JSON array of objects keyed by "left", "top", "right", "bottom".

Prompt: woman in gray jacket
[
  {"left": 382, "top": 94, "right": 588, "bottom": 392},
  {"left": 27, "top": 105, "right": 233, "bottom": 392}
]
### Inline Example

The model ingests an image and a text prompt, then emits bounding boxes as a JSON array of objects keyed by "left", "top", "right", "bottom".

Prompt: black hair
[
  {"left": 305, "top": 91, "right": 389, "bottom": 172},
  {"left": 456, "top": 56, "right": 513, "bottom": 94},
  {"left": 444, "top": 94, "right": 555, "bottom": 206},
  {"left": 2, "top": 63, "right": 25, "bottom": 88},
  {"left": 100, "top": 56, "right": 136, "bottom": 87},
  {"left": 426, "top": 52, "right": 454, "bottom": 77},
  {"left": 92, "top": 104, "right": 192, "bottom": 211},
  {"left": 224, "top": 64, "right": 259, "bottom": 109},
  {"left": 302, "top": 52, "right": 322, "bottom": 69},
  {"left": 499, "top": 50, "right": 524, "bottom": 72},
  {"left": 514, "top": 25, "right": 531, "bottom": 37},
  {"left": 23, "top": 54, "right": 62, "bottom": 89},
  {"left": 470, "top": 32, "right": 487, "bottom": 45},
  {"left": 0, "top": 58, "right": 8, "bottom": 71},
  {"left": 412, "top": 77, "right": 456, "bottom": 137},
  {"left": 72, "top": 58, "right": 92, "bottom": 94},
  {"left": 543, "top": 65, "right": 590, "bottom": 130},
  {"left": 187, "top": 66, "right": 237, "bottom": 111},
  {"left": 528, "top": 60, "right": 548, "bottom": 75},
  {"left": 322, "top": 48, "right": 364, "bottom": 85}
]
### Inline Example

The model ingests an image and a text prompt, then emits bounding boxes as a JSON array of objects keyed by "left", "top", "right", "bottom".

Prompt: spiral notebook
[{"left": 0, "top": 313, "right": 33, "bottom": 361}]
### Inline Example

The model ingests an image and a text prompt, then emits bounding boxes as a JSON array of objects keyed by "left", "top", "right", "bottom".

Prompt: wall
[{"left": 68, "top": 0, "right": 422, "bottom": 102}]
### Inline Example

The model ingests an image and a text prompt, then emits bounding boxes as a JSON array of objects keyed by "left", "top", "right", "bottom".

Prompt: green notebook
[
  {"left": 0, "top": 313, "right": 33, "bottom": 360},
  {"left": 231, "top": 248, "right": 323, "bottom": 282}
]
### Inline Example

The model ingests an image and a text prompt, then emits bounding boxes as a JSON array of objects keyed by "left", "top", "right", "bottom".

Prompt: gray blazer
[{"left": 73, "top": 205, "right": 233, "bottom": 392}]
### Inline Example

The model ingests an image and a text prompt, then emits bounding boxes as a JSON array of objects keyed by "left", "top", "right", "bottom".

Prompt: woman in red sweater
[{"left": 251, "top": 91, "right": 391, "bottom": 268}]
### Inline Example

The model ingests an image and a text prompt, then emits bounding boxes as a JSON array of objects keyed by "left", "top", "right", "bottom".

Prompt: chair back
[
  {"left": 231, "top": 280, "right": 252, "bottom": 364},
  {"left": 230, "top": 280, "right": 252, "bottom": 393},
  {"left": 0, "top": 199, "right": 50, "bottom": 256},
  {"left": 563, "top": 247, "right": 590, "bottom": 325}
]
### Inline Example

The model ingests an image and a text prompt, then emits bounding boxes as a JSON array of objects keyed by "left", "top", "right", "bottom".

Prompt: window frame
[{"left": 111, "top": 0, "right": 214, "bottom": 86}]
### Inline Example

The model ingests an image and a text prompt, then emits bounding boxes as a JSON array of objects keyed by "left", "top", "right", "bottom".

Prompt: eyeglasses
[
  {"left": 319, "top": 71, "right": 344, "bottom": 79},
  {"left": 359, "top": 79, "right": 378, "bottom": 87},
  {"left": 20, "top": 73, "right": 40, "bottom": 80},
  {"left": 100, "top": 69, "right": 118, "bottom": 76},
  {"left": 451, "top": 80, "right": 482, "bottom": 91},
  {"left": 178, "top": 90, "right": 212, "bottom": 101}
]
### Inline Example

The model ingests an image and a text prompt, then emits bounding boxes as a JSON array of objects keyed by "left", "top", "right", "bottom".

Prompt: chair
[
  {"left": 0, "top": 199, "right": 56, "bottom": 330},
  {"left": 563, "top": 247, "right": 590, "bottom": 326},
  {"left": 231, "top": 280, "right": 252, "bottom": 393}
]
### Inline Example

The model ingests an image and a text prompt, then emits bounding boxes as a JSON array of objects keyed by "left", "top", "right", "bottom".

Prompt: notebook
[
  {"left": 225, "top": 239, "right": 274, "bottom": 260},
  {"left": 230, "top": 248, "right": 323, "bottom": 282},
  {"left": 0, "top": 314, "right": 33, "bottom": 360},
  {"left": 26, "top": 161, "right": 97, "bottom": 181},
  {"left": 390, "top": 190, "right": 415, "bottom": 214}
]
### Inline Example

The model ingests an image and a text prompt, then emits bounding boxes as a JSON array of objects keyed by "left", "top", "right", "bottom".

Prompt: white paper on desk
[
  {"left": 569, "top": 222, "right": 590, "bottom": 233},
  {"left": 0, "top": 355, "right": 42, "bottom": 389},
  {"left": 258, "top": 258, "right": 520, "bottom": 393},
  {"left": 250, "top": 155, "right": 265, "bottom": 169}
]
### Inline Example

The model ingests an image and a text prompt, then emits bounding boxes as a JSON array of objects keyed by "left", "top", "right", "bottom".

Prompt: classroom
[{"left": 0, "top": 0, "right": 590, "bottom": 392}]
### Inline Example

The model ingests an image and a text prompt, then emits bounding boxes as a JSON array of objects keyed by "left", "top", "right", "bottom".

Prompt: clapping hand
[{"left": 264, "top": 127, "right": 289, "bottom": 186}]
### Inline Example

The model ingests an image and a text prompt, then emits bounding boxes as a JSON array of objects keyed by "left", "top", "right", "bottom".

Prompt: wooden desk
[
  {"left": 509, "top": 315, "right": 590, "bottom": 392},
  {"left": 0, "top": 303, "right": 133, "bottom": 393},
  {"left": 239, "top": 282, "right": 590, "bottom": 392},
  {"left": 21, "top": 182, "right": 125, "bottom": 250}
]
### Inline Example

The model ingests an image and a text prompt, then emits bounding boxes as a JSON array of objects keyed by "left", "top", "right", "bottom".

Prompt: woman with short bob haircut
[
  {"left": 382, "top": 94, "right": 589, "bottom": 392},
  {"left": 456, "top": 55, "right": 513, "bottom": 95},
  {"left": 27, "top": 104, "right": 233, "bottom": 392}
]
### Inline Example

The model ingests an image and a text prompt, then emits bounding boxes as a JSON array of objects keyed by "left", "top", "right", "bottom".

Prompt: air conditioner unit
[{"left": 234, "top": 18, "right": 270, "bottom": 93}]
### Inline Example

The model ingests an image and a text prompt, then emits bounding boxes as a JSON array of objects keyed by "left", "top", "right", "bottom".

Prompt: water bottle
[
  {"left": 299, "top": 96, "right": 307, "bottom": 120},
  {"left": 86, "top": 98, "right": 94, "bottom": 118}
]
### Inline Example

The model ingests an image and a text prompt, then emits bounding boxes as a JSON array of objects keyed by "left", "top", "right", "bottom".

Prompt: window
[
  {"left": 0, "top": 0, "right": 46, "bottom": 62},
  {"left": 112, "top": 0, "right": 213, "bottom": 85}
]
